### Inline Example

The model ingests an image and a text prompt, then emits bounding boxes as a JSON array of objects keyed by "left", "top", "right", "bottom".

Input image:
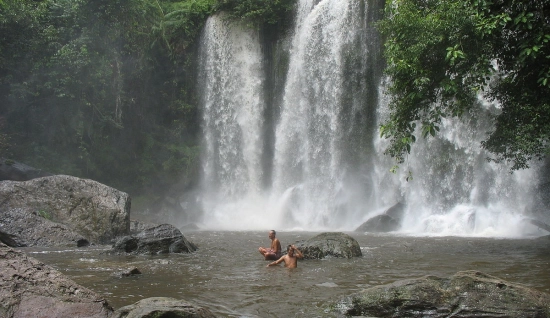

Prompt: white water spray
[
  {"left": 270, "top": 0, "right": 368, "bottom": 230},
  {"left": 198, "top": 13, "right": 268, "bottom": 229},
  {"left": 374, "top": 84, "right": 543, "bottom": 237},
  {"left": 196, "top": 1, "right": 546, "bottom": 236}
]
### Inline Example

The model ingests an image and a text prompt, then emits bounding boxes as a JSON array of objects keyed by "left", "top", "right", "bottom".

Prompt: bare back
[{"left": 271, "top": 238, "right": 281, "bottom": 255}]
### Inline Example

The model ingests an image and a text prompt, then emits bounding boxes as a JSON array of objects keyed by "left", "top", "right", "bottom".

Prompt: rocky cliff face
[{"left": 0, "top": 175, "right": 130, "bottom": 247}]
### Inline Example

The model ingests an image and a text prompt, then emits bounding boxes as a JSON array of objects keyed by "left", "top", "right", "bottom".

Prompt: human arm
[
  {"left": 291, "top": 245, "right": 303, "bottom": 259},
  {"left": 267, "top": 255, "right": 285, "bottom": 267}
]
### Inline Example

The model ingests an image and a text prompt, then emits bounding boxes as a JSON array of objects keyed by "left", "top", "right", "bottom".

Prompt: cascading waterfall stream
[
  {"left": 270, "top": 0, "right": 371, "bottom": 230},
  {"left": 198, "top": 13, "right": 267, "bottom": 229},
  {"left": 196, "top": 0, "right": 547, "bottom": 236},
  {"left": 374, "top": 82, "right": 544, "bottom": 237}
]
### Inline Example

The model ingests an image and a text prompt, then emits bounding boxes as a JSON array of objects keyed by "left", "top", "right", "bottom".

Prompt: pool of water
[{"left": 23, "top": 231, "right": 550, "bottom": 317}]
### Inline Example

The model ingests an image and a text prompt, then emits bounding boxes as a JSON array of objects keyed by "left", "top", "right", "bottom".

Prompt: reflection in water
[{"left": 24, "top": 231, "right": 550, "bottom": 317}]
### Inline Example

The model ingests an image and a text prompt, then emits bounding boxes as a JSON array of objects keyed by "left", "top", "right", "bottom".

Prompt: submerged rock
[
  {"left": 294, "top": 232, "right": 362, "bottom": 259},
  {"left": 111, "top": 223, "right": 197, "bottom": 255},
  {"left": 0, "top": 242, "right": 113, "bottom": 317},
  {"left": 0, "top": 175, "right": 130, "bottom": 246},
  {"left": 112, "top": 297, "right": 216, "bottom": 318},
  {"left": 111, "top": 267, "right": 142, "bottom": 278},
  {"left": 333, "top": 270, "right": 550, "bottom": 317}
]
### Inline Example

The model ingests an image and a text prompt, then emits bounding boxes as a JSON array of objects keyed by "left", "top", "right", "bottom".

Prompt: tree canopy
[{"left": 378, "top": 0, "right": 550, "bottom": 170}]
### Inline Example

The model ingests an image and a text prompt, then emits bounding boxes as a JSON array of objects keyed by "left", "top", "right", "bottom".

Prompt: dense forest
[
  {"left": 0, "top": 0, "right": 294, "bottom": 213},
  {"left": 2, "top": 0, "right": 549, "bottom": 215}
]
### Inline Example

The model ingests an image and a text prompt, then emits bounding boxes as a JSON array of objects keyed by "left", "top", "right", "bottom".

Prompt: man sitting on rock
[
  {"left": 258, "top": 230, "right": 281, "bottom": 260},
  {"left": 267, "top": 245, "right": 303, "bottom": 268}
]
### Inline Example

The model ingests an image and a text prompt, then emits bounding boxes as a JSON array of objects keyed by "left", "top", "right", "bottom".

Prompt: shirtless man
[
  {"left": 258, "top": 230, "right": 282, "bottom": 260},
  {"left": 267, "top": 245, "right": 303, "bottom": 268}
]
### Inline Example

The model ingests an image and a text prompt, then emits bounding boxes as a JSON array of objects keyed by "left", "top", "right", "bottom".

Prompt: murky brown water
[{"left": 22, "top": 231, "right": 550, "bottom": 317}]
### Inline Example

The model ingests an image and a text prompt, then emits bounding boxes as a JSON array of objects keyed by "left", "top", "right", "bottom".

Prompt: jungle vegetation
[{"left": 378, "top": 0, "right": 550, "bottom": 171}]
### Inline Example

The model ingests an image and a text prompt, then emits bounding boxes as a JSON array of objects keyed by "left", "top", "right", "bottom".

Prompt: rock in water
[
  {"left": 294, "top": 232, "right": 362, "bottom": 259},
  {"left": 0, "top": 242, "right": 113, "bottom": 317},
  {"left": 112, "top": 297, "right": 216, "bottom": 318},
  {"left": 355, "top": 214, "right": 400, "bottom": 233},
  {"left": 0, "top": 175, "right": 130, "bottom": 246},
  {"left": 333, "top": 270, "right": 550, "bottom": 317},
  {"left": 355, "top": 202, "right": 405, "bottom": 233},
  {"left": 111, "top": 224, "right": 197, "bottom": 255}
]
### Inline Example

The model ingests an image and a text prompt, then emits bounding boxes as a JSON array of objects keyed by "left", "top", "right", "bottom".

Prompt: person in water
[
  {"left": 267, "top": 244, "right": 303, "bottom": 268},
  {"left": 259, "top": 230, "right": 282, "bottom": 260}
]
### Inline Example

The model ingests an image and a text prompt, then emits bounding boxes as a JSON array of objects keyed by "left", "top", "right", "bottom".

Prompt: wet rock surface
[
  {"left": 111, "top": 267, "right": 142, "bottom": 278},
  {"left": 112, "top": 297, "right": 216, "bottom": 318},
  {"left": 355, "top": 202, "right": 405, "bottom": 233},
  {"left": 294, "top": 232, "right": 362, "bottom": 259},
  {"left": 111, "top": 223, "right": 197, "bottom": 254},
  {"left": 333, "top": 270, "right": 550, "bottom": 317},
  {"left": 0, "top": 175, "right": 130, "bottom": 247},
  {"left": 0, "top": 242, "right": 113, "bottom": 318}
]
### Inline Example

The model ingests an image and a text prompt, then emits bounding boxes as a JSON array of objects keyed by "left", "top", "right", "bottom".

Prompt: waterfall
[
  {"left": 196, "top": 0, "right": 546, "bottom": 236},
  {"left": 198, "top": 13, "right": 267, "bottom": 229},
  {"left": 374, "top": 89, "right": 543, "bottom": 237},
  {"left": 270, "top": 0, "right": 377, "bottom": 230}
]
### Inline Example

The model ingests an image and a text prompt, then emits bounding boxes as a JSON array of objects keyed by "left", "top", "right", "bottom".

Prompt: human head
[
  {"left": 287, "top": 245, "right": 293, "bottom": 255},
  {"left": 269, "top": 230, "right": 276, "bottom": 239}
]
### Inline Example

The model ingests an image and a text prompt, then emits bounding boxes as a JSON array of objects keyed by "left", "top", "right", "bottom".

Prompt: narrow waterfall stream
[{"left": 196, "top": 0, "right": 548, "bottom": 237}]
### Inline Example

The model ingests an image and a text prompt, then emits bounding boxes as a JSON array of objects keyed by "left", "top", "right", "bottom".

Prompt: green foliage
[
  {"left": 0, "top": 0, "right": 207, "bottom": 196},
  {"left": 217, "top": 0, "right": 296, "bottom": 27},
  {"left": 378, "top": 0, "right": 489, "bottom": 164},
  {"left": 152, "top": 0, "right": 217, "bottom": 57},
  {"left": 378, "top": 0, "right": 550, "bottom": 170},
  {"left": 37, "top": 209, "right": 52, "bottom": 220}
]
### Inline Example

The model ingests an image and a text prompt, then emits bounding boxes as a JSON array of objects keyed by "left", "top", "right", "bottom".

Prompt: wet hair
[{"left": 270, "top": 230, "right": 276, "bottom": 235}]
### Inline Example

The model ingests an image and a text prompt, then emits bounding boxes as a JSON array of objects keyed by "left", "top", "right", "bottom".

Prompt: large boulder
[
  {"left": 333, "top": 270, "right": 550, "bottom": 317},
  {"left": 0, "top": 158, "right": 52, "bottom": 181},
  {"left": 129, "top": 219, "right": 159, "bottom": 235},
  {"left": 294, "top": 232, "right": 362, "bottom": 259},
  {"left": 0, "top": 242, "right": 113, "bottom": 318},
  {"left": 111, "top": 224, "right": 197, "bottom": 255},
  {"left": 0, "top": 207, "right": 90, "bottom": 247},
  {"left": 112, "top": 297, "right": 216, "bottom": 318},
  {"left": 355, "top": 202, "right": 405, "bottom": 233},
  {"left": 0, "top": 175, "right": 130, "bottom": 246}
]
